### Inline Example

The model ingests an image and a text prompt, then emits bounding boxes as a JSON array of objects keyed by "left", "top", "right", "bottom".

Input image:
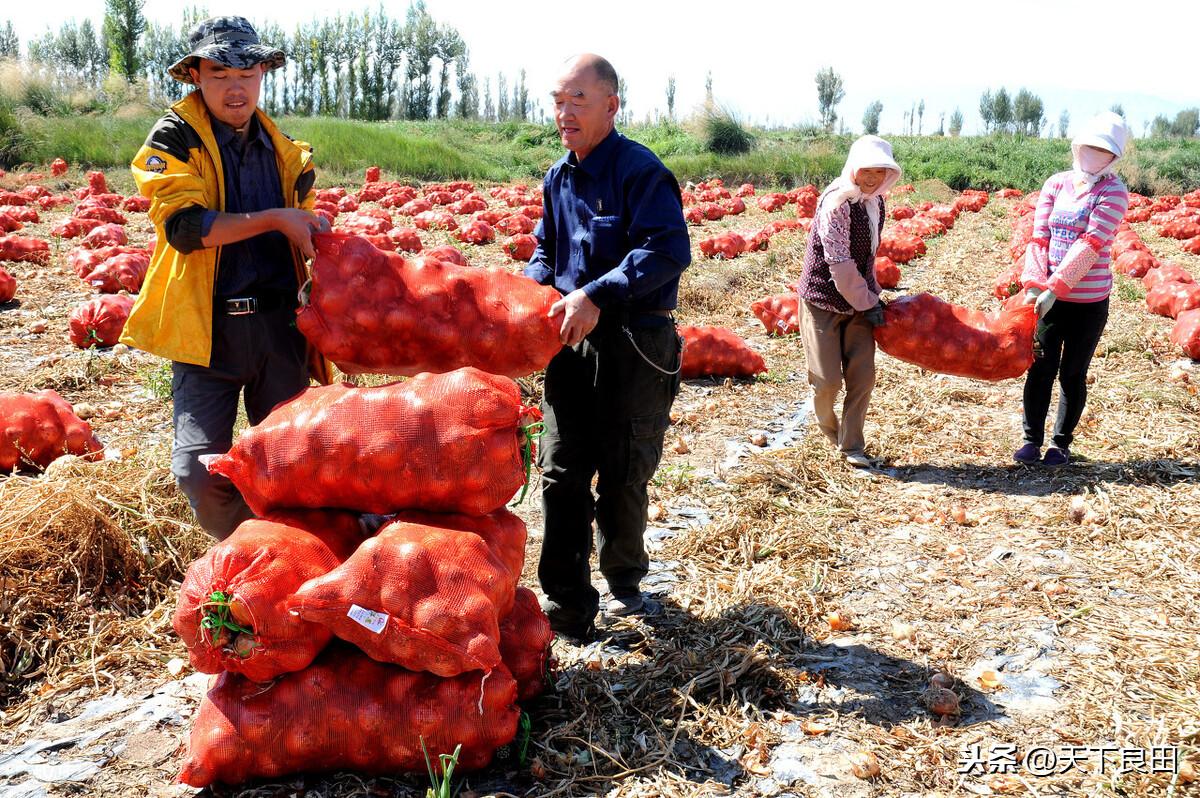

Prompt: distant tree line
[{"left": 3, "top": 1, "right": 544, "bottom": 123}]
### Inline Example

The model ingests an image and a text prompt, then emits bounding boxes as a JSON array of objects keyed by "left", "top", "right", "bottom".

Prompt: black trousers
[
  {"left": 171, "top": 306, "right": 309, "bottom": 540},
  {"left": 537, "top": 317, "right": 682, "bottom": 628},
  {"left": 1022, "top": 297, "right": 1109, "bottom": 450}
]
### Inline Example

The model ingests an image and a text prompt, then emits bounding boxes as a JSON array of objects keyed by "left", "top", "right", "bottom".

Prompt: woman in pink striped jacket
[{"left": 1015, "top": 112, "right": 1130, "bottom": 467}]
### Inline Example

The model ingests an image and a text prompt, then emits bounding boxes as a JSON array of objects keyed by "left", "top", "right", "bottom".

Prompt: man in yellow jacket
[{"left": 123, "top": 16, "right": 330, "bottom": 539}]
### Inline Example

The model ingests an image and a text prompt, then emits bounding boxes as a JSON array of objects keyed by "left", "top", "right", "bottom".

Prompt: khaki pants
[{"left": 799, "top": 301, "right": 876, "bottom": 456}]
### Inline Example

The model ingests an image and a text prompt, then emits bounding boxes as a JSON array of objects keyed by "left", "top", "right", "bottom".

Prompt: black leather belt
[{"left": 220, "top": 294, "right": 291, "bottom": 315}]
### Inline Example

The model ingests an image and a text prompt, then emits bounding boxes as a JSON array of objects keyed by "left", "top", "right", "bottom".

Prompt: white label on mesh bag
[{"left": 347, "top": 604, "right": 388, "bottom": 634}]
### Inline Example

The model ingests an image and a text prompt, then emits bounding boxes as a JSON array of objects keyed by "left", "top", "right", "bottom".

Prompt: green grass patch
[{"left": 7, "top": 107, "right": 1200, "bottom": 194}]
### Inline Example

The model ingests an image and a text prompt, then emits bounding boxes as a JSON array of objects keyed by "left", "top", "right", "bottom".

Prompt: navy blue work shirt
[
  {"left": 524, "top": 129, "right": 690, "bottom": 312},
  {"left": 200, "top": 116, "right": 296, "bottom": 299}
]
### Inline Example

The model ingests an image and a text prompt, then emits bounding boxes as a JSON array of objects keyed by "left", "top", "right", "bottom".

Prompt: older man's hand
[{"left": 549, "top": 288, "right": 600, "bottom": 346}]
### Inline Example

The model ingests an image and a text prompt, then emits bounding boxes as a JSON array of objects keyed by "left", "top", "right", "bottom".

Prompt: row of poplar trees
[{"left": 5, "top": 1, "right": 539, "bottom": 122}]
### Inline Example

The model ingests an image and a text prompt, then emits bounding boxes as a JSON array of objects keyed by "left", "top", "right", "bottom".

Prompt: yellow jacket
[{"left": 122, "top": 91, "right": 331, "bottom": 383}]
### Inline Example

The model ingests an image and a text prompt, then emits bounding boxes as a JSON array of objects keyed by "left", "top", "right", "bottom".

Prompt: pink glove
[
  {"left": 1021, "top": 242, "right": 1049, "bottom": 291},
  {"left": 828, "top": 259, "right": 879, "bottom": 312},
  {"left": 1047, "top": 239, "right": 1099, "bottom": 298}
]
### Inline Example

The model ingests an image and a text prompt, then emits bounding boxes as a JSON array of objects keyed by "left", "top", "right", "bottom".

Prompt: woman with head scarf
[
  {"left": 796, "top": 135, "right": 902, "bottom": 468},
  {"left": 1015, "top": 111, "right": 1130, "bottom": 467}
]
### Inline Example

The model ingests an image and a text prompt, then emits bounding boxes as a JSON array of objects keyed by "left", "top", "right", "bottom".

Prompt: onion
[
  {"left": 827, "top": 611, "right": 853, "bottom": 631},
  {"left": 922, "top": 686, "right": 960, "bottom": 716},
  {"left": 849, "top": 750, "right": 880, "bottom": 779},
  {"left": 930, "top": 671, "right": 955, "bottom": 690}
]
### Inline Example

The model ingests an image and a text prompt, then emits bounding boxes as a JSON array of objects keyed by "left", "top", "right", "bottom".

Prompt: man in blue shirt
[{"left": 524, "top": 53, "right": 691, "bottom": 642}]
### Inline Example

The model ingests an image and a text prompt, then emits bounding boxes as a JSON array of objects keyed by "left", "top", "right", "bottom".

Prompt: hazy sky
[{"left": 7, "top": 0, "right": 1197, "bottom": 135}]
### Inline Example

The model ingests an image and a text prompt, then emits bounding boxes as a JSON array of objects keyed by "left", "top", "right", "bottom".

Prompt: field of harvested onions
[{"left": 2, "top": 167, "right": 1199, "bottom": 798}]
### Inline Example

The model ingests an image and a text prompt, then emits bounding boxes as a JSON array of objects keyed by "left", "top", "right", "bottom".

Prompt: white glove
[{"left": 1035, "top": 289, "right": 1056, "bottom": 319}]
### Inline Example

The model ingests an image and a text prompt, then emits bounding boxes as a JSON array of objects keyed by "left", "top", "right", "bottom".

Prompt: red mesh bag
[
  {"left": 0, "top": 205, "right": 38, "bottom": 223},
  {"left": 874, "top": 293, "right": 1036, "bottom": 381},
  {"left": 82, "top": 252, "right": 150, "bottom": 293},
  {"left": 874, "top": 256, "right": 901, "bottom": 289},
  {"left": 1150, "top": 195, "right": 1181, "bottom": 213},
  {"left": 925, "top": 204, "right": 959, "bottom": 228},
  {"left": 1161, "top": 218, "right": 1200, "bottom": 240},
  {"left": 792, "top": 191, "right": 818, "bottom": 219},
  {"left": 424, "top": 190, "right": 455, "bottom": 205},
  {"left": 735, "top": 183, "right": 755, "bottom": 197},
  {"left": 357, "top": 184, "right": 387, "bottom": 203},
  {"left": 68, "top": 245, "right": 143, "bottom": 279},
  {"left": 1146, "top": 281, "right": 1200, "bottom": 319},
  {"left": 1111, "top": 232, "right": 1149, "bottom": 260},
  {"left": 414, "top": 210, "right": 456, "bottom": 230},
  {"left": 896, "top": 215, "right": 947, "bottom": 238},
  {"left": 425, "top": 244, "right": 468, "bottom": 266},
  {"left": 455, "top": 219, "right": 495, "bottom": 245},
  {"left": 762, "top": 219, "right": 805, "bottom": 237},
  {"left": 473, "top": 208, "right": 507, "bottom": 226},
  {"left": 172, "top": 513, "right": 365, "bottom": 683},
  {"left": 336, "top": 196, "right": 359, "bottom": 214},
  {"left": 177, "top": 644, "right": 519, "bottom": 788},
  {"left": 398, "top": 197, "right": 432, "bottom": 216},
  {"left": 85, "top": 170, "right": 107, "bottom": 194},
  {"left": 891, "top": 205, "right": 915, "bottom": 221},
  {"left": 697, "top": 202, "right": 726, "bottom": 221},
  {"left": 449, "top": 197, "right": 488, "bottom": 215},
  {"left": 1170, "top": 308, "right": 1200, "bottom": 360},
  {"left": 80, "top": 223, "right": 128, "bottom": 249},
  {"left": 75, "top": 205, "right": 127, "bottom": 225},
  {"left": 365, "top": 165, "right": 381, "bottom": 183},
  {"left": 1114, "top": 250, "right": 1158, "bottom": 278},
  {"left": 1184, "top": 236, "right": 1200, "bottom": 255},
  {"left": 388, "top": 226, "right": 422, "bottom": 253},
  {"left": 955, "top": 191, "right": 989, "bottom": 213},
  {"left": 495, "top": 214, "right": 535, "bottom": 235},
  {"left": 751, "top": 293, "right": 801, "bottom": 335},
  {"left": 290, "top": 510, "right": 526, "bottom": 676},
  {"left": 757, "top": 193, "right": 788, "bottom": 212},
  {"left": 50, "top": 158, "right": 68, "bottom": 177},
  {"left": 335, "top": 213, "right": 390, "bottom": 236},
  {"left": 1008, "top": 218, "right": 1034, "bottom": 262},
  {"left": 122, "top": 194, "right": 150, "bottom": 213},
  {"left": 995, "top": 188, "right": 1023, "bottom": 199},
  {"left": 0, "top": 235, "right": 50, "bottom": 264},
  {"left": 679, "top": 325, "right": 766, "bottom": 379},
  {"left": 503, "top": 233, "right": 537, "bottom": 261},
  {"left": 684, "top": 206, "right": 705, "bottom": 225},
  {"left": 500, "top": 586, "right": 553, "bottom": 702},
  {"left": 877, "top": 231, "right": 926, "bottom": 263},
  {"left": 993, "top": 264, "right": 1023, "bottom": 299},
  {"left": 1124, "top": 207, "right": 1153, "bottom": 223},
  {"left": 0, "top": 266, "right": 15, "bottom": 303},
  {"left": 0, "top": 390, "right": 103, "bottom": 471},
  {"left": 0, "top": 191, "right": 26, "bottom": 206},
  {"left": 208, "top": 368, "right": 539, "bottom": 516},
  {"left": 0, "top": 212, "right": 21, "bottom": 233},
  {"left": 360, "top": 234, "right": 395, "bottom": 251},
  {"left": 51, "top": 217, "right": 104, "bottom": 238},
  {"left": 68, "top": 294, "right": 135, "bottom": 348},
  {"left": 698, "top": 231, "right": 746, "bottom": 259},
  {"left": 723, "top": 197, "right": 746, "bottom": 215},
  {"left": 296, "top": 234, "right": 561, "bottom": 377},
  {"left": 1142, "top": 262, "right": 1195, "bottom": 290},
  {"left": 520, "top": 203, "right": 543, "bottom": 220}
]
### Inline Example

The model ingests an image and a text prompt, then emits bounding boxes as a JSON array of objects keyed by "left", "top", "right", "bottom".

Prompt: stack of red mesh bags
[{"left": 175, "top": 367, "right": 553, "bottom": 788}]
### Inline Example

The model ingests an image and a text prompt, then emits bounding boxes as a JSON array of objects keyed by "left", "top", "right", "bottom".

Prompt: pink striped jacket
[{"left": 1022, "top": 171, "right": 1129, "bottom": 302}]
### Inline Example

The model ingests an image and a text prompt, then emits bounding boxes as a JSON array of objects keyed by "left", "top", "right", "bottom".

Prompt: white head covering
[
  {"left": 817, "top": 135, "right": 903, "bottom": 252},
  {"left": 1070, "top": 111, "right": 1129, "bottom": 192}
]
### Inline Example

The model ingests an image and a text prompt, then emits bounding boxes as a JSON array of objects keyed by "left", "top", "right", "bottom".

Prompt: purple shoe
[
  {"left": 1013, "top": 443, "right": 1041, "bottom": 464},
  {"left": 1042, "top": 447, "right": 1070, "bottom": 467}
]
